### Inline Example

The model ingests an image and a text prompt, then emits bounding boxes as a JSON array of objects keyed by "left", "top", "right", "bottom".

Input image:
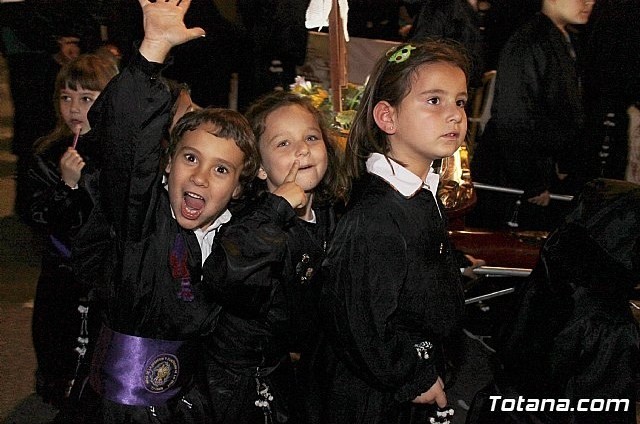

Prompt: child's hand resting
[
  {"left": 60, "top": 147, "right": 85, "bottom": 188},
  {"left": 412, "top": 376, "right": 447, "bottom": 407},
  {"left": 273, "top": 161, "right": 307, "bottom": 209}
]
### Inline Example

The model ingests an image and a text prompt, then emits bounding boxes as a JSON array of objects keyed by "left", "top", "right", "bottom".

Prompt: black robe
[
  {"left": 21, "top": 134, "right": 97, "bottom": 407},
  {"left": 467, "top": 178, "right": 640, "bottom": 424},
  {"left": 71, "top": 52, "right": 213, "bottom": 423},
  {"left": 202, "top": 193, "right": 335, "bottom": 424},
  {"left": 316, "top": 173, "right": 464, "bottom": 424}
]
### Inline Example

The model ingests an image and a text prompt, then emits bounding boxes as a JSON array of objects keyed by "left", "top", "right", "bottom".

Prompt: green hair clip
[{"left": 387, "top": 44, "right": 416, "bottom": 64}]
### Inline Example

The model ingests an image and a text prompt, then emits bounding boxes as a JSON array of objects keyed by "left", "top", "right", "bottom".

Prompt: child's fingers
[
  {"left": 283, "top": 161, "right": 300, "bottom": 183},
  {"left": 186, "top": 27, "right": 206, "bottom": 40}
]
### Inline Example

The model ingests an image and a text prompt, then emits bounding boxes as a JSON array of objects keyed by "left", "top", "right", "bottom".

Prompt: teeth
[{"left": 185, "top": 192, "right": 204, "bottom": 200}]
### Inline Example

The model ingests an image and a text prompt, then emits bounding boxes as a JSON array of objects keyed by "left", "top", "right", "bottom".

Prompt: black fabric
[
  {"left": 21, "top": 133, "right": 98, "bottom": 407},
  {"left": 202, "top": 192, "right": 336, "bottom": 424},
  {"left": 316, "top": 173, "right": 464, "bottom": 423},
  {"left": 467, "top": 179, "right": 640, "bottom": 424},
  {"left": 408, "top": 0, "right": 485, "bottom": 88},
  {"left": 71, "top": 51, "right": 214, "bottom": 423},
  {"left": 471, "top": 13, "right": 587, "bottom": 198}
]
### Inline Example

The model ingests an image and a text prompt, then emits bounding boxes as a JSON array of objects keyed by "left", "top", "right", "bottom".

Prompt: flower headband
[{"left": 387, "top": 44, "right": 416, "bottom": 64}]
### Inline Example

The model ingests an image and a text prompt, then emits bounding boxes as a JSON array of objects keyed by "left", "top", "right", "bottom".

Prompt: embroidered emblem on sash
[{"left": 144, "top": 354, "right": 179, "bottom": 393}]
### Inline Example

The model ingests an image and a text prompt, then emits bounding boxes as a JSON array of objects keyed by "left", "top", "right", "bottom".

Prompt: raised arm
[{"left": 88, "top": 0, "right": 205, "bottom": 241}]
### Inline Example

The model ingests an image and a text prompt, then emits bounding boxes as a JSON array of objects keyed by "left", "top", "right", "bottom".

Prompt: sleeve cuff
[{"left": 394, "top": 354, "right": 439, "bottom": 403}]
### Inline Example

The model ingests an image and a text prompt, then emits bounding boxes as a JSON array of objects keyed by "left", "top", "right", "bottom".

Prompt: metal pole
[
  {"left": 472, "top": 266, "right": 532, "bottom": 277},
  {"left": 465, "top": 288, "right": 516, "bottom": 305},
  {"left": 473, "top": 182, "right": 574, "bottom": 202}
]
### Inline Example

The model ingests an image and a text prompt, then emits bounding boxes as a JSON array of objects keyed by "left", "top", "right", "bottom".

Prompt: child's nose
[
  {"left": 190, "top": 168, "right": 208, "bottom": 186},
  {"left": 295, "top": 141, "right": 310, "bottom": 157}
]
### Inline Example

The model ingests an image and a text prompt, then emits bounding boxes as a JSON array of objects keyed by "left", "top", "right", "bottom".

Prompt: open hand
[
  {"left": 138, "top": 0, "right": 205, "bottom": 63},
  {"left": 60, "top": 147, "right": 85, "bottom": 188},
  {"left": 273, "top": 161, "right": 307, "bottom": 209}
]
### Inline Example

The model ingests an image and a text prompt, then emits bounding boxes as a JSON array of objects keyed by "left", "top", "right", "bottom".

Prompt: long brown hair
[
  {"left": 245, "top": 91, "right": 347, "bottom": 204},
  {"left": 346, "top": 39, "right": 470, "bottom": 185},
  {"left": 35, "top": 53, "right": 118, "bottom": 153}
]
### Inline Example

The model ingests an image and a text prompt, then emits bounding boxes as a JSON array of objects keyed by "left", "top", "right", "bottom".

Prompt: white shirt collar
[
  {"left": 366, "top": 153, "right": 440, "bottom": 199},
  {"left": 164, "top": 175, "right": 232, "bottom": 263}
]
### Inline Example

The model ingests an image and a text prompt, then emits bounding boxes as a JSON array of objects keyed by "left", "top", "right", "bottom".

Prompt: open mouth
[{"left": 181, "top": 192, "right": 205, "bottom": 220}]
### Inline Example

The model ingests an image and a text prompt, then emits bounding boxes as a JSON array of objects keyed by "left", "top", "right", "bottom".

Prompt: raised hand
[
  {"left": 138, "top": 0, "right": 205, "bottom": 63},
  {"left": 60, "top": 147, "right": 86, "bottom": 188},
  {"left": 272, "top": 161, "right": 307, "bottom": 209}
]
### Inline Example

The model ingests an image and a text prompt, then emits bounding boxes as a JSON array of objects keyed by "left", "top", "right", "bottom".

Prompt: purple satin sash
[{"left": 89, "top": 325, "right": 189, "bottom": 406}]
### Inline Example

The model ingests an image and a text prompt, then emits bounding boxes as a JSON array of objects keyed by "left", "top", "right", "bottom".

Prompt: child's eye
[
  {"left": 60, "top": 95, "right": 71, "bottom": 102},
  {"left": 427, "top": 97, "right": 440, "bottom": 105},
  {"left": 184, "top": 153, "right": 197, "bottom": 163},
  {"left": 81, "top": 96, "right": 95, "bottom": 103},
  {"left": 456, "top": 99, "right": 467, "bottom": 108},
  {"left": 277, "top": 140, "right": 290, "bottom": 148},
  {"left": 215, "top": 165, "right": 229, "bottom": 174},
  {"left": 306, "top": 135, "right": 320, "bottom": 143}
]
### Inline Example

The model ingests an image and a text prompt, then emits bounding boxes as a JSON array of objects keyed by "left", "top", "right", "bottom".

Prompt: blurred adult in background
[
  {"left": 347, "top": 0, "right": 403, "bottom": 41},
  {"left": 469, "top": 0, "right": 594, "bottom": 231},
  {"left": 405, "top": 0, "right": 485, "bottom": 88},
  {"left": 582, "top": 0, "right": 640, "bottom": 181},
  {"left": 237, "top": 0, "right": 309, "bottom": 111}
]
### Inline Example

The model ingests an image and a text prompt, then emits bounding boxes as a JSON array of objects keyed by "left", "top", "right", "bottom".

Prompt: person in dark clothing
[
  {"left": 20, "top": 53, "right": 118, "bottom": 409},
  {"left": 315, "top": 40, "right": 469, "bottom": 423},
  {"left": 201, "top": 91, "right": 345, "bottom": 423},
  {"left": 582, "top": 0, "right": 640, "bottom": 180},
  {"left": 237, "top": 0, "right": 309, "bottom": 110},
  {"left": 466, "top": 178, "right": 640, "bottom": 424},
  {"left": 470, "top": 0, "right": 595, "bottom": 231},
  {"left": 70, "top": 1, "right": 260, "bottom": 422},
  {"left": 406, "top": 0, "right": 485, "bottom": 88}
]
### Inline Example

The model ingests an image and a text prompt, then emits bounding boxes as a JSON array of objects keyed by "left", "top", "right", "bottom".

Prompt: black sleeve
[
  {"left": 88, "top": 50, "right": 173, "bottom": 242},
  {"left": 320, "top": 212, "right": 439, "bottom": 402},
  {"left": 203, "top": 193, "right": 297, "bottom": 318}
]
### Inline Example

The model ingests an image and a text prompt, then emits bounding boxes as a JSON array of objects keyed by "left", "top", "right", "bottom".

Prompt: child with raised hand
[
  {"left": 318, "top": 40, "right": 470, "bottom": 423},
  {"left": 201, "top": 90, "right": 345, "bottom": 423},
  {"left": 20, "top": 53, "right": 118, "bottom": 409},
  {"left": 70, "top": 0, "right": 259, "bottom": 422}
]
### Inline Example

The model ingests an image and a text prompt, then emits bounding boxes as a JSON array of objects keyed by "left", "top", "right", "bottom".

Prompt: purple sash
[{"left": 89, "top": 325, "right": 189, "bottom": 406}]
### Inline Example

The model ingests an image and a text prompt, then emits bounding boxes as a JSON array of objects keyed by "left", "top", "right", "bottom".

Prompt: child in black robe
[
  {"left": 70, "top": 1, "right": 259, "bottom": 422},
  {"left": 21, "top": 53, "right": 118, "bottom": 408},
  {"left": 201, "top": 91, "right": 345, "bottom": 423},
  {"left": 317, "top": 41, "right": 471, "bottom": 423}
]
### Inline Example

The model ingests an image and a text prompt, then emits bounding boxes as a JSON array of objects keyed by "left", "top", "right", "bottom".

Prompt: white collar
[
  {"left": 366, "top": 153, "right": 440, "bottom": 199},
  {"left": 193, "top": 209, "right": 232, "bottom": 237}
]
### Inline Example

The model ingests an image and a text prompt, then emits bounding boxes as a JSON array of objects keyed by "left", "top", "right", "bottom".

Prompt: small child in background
[
  {"left": 201, "top": 91, "right": 345, "bottom": 423},
  {"left": 21, "top": 53, "right": 118, "bottom": 408},
  {"left": 318, "top": 40, "right": 470, "bottom": 423}
]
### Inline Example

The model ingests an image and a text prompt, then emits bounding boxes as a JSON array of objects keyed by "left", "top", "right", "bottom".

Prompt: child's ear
[
  {"left": 257, "top": 167, "right": 268, "bottom": 181},
  {"left": 165, "top": 158, "right": 172, "bottom": 174},
  {"left": 373, "top": 101, "right": 397, "bottom": 134},
  {"left": 232, "top": 184, "right": 242, "bottom": 199}
]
